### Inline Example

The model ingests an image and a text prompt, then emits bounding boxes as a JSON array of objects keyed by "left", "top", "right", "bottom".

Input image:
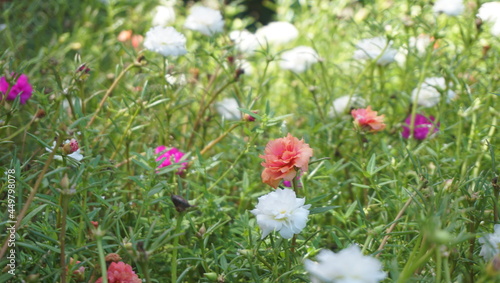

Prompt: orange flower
[
  {"left": 351, "top": 106, "right": 386, "bottom": 132},
  {"left": 260, "top": 133, "right": 313, "bottom": 188}
]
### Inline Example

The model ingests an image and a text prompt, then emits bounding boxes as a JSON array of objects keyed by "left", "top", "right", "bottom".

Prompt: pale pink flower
[
  {"left": 260, "top": 133, "right": 313, "bottom": 188},
  {"left": 351, "top": 106, "right": 386, "bottom": 132},
  {"left": 95, "top": 262, "right": 141, "bottom": 283}
]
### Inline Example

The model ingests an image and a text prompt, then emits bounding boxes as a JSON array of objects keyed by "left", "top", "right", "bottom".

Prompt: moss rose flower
[
  {"left": 144, "top": 26, "right": 187, "bottom": 57},
  {"left": 0, "top": 74, "right": 33, "bottom": 104},
  {"left": 402, "top": 114, "right": 439, "bottom": 140},
  {"left": 351, "top": 106, "right": 386, "bottom": 132},
  {"left": 95, "top": 261, "right": 141, "bottom": 283},
  {"left": 304, "top": 245, "right": 387, "bottom": 283},
  {"left": 155, "top": 146, "right": 188, "bottom": 174},
  {"left": 184, "top": 6, "right": 224, "bottom": 36},
  {"left": 260, "top": 133, "right": 313, "bottom": 188},
  {"left": 250, "top": 188, "right": 311, "bottom": 239}
]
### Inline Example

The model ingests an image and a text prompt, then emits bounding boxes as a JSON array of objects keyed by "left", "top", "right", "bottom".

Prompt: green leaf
[{"left": 310, "top": 205, "right": 340, "bottom": 215}]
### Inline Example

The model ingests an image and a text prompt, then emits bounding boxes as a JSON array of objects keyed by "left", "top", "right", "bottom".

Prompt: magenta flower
[
  {"left": 402, "top": 114, "right": 439, "bottom": 140},
  {"left": 155, "top": 146, "right": 188, "bottom": 174},
  {"left": 0, "top": 74, "right": 33, "bottom": 104}
]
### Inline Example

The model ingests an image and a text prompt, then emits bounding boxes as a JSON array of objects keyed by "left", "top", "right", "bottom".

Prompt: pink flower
[
  {"left": 402, "top": 114, "right": 439, "bottom": 140},
  {"left": 260, "top": 133, "right": 313, "bottom": 188},
  {"left": 95, "top": 262, "right": 141, "bottom": 283},
  {"left": 351, "top": 106, "right": 386, "bottom": 132},
  {"left": 155, "top": 146, "right": 188, "bottom": 174},
  {"left": 0, "top": 74, "right": 33, "bottom": 104}
]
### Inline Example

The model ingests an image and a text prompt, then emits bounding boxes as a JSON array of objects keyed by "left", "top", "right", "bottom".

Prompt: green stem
[
  {"left": 87, "top": 62, "right": 139, "bottom": 127},
  {"left": 60, "top": 194, "right": 69, "bottom": 283},
  {"left": 172, "top": 213, "right": 184, "bottom": 283},
  {"left": 96, "top": 230, "right": 108, "bottom": 283}
]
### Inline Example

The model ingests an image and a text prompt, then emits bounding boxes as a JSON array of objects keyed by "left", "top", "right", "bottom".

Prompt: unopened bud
[
  {"left": 60, "top": 174, "right": 70, "bottom": 189},
  {"left": 243, "top": 111, "right": 258, "bottom": 122},
  {"left": 171, "top": 195, "right": 193, "bottom": 212},
  {"left": 105, "top": 253, "right": 122, "bottom": 262},
  {"left": 204, "top": 272, "right": 218, "bottom": 281}
]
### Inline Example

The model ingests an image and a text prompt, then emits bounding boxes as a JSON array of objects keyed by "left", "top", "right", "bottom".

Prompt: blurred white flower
[
  {"left": 304, "top": 245, "right": 387, "bottom": 283},
  {"left": 477, "top": 2, "right": 500, "bottom": 36},
  {"left": 215, "top": 98, "right": 241, "bottom": 120},
  {"left": 433, "top": 0, "right": 464, "bottom": 16},
  {"left": 229, "top": 30, "right": 259, "bottom": 54},
  {"left": 0, "top": 24, "right": 6, "bottom": 31},
  {"left": 152, "top": 5, "right": 176, "bottom": 26},
  {"left": 353, "top": 37, "right": 397, "bottom": 66},
  {"left": 479, "top": 224, "right": 500, "bottom": 261},
  {"left": 411, "top": 77, "right": 456, "bottom": 108},
  {"left": 492, "top": 21, "right": 500, "bottom": 36},
  {"left": 144, "top": 26, "right": 187, "bottom": 56},
  {"left": 329, "top": 95, "right": 366, "bottom": 117},
  {"left": 255, "top": 21, "right": 298, "bottom": 46},
  {"left": 184, "top": 6, "right": 224, "bottom": 36},
  {"left": 279, "top": 46, "right": 319, "bottom": 73},
  {"left": 165, "top": 73, "right": 187, "bottom": 86},
  {"left": 234, "top": 59, "right": 253, "bottom": 76},
  {"left": 477, "top": 2, "right": 500, "bottom": 22},
  {"left": 250, "top": 188, "right": 311, "bottom": 239},
  {"left": 395, "top": 34, "right": 432, "bottom": 66}
]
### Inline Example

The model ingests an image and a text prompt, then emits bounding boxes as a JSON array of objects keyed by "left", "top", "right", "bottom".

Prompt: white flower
[
  {"left": 492, "top": 21, "right": 500, "bottom": 36},
  {"left": 215, "top": 98, "right": 241, "bottom": 120},
  {"left": 477, "top": 2, "right": 500, "bottom": 36},
  {"left": 329, "top": 95, "right": 366, "bottom": 117},
  {"left": 250, "top": 188, "right": 311, "bottom": 239},
  {"left": 479, "top": 224, "right": 500, "bottom": 261},
  {"left": 353, "top": 37, "right": 397, "bottom": 66},
  {"left": 234, "top": 59, "right": 253, "bottom": 76},
  {"left": 477, "top": 2, "right": 500, "bottom": 22},
  {"left": 279, "top": 46, "right": 319, "bottom": 73},
  {"left": 433, "top": 0, "right": 464, "bottom": 16},
  {"left": 411, "top": 77, "right": 456, "bottom": 108},
  {"left": 229, "top": 30, "right": 259, "bottom": 54},
  {"left": 46, "top": 140, "right": 84, "bottom": 163},
  {"left": 304, "top": 245, "right": 387, "bottom": 283},
  {"left": 255, "top": 21, "right": 298, "bottom": 46},
  {"left": 165, "top": 73, "right": 187, "bottom": 86},
  {"left": 184, "top": 6, "right": 224, "bottom": 36},
  {"left": 144, "top": 26, "right": 187, "bottom": 56},
  {"left": 395, "top": 34, "right": 432, "bottom": 66},
  {"left": 152, "top": 5, "right": 176, "bottom": 26}
]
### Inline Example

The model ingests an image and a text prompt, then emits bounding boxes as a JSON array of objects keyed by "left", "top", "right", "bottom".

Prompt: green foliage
[{"left": 0, "top": 0, "right": 499, "bottom": 282}]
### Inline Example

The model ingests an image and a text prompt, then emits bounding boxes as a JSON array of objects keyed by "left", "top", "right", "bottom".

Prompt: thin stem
[
  {"left": 96, "top": 230, "right": 108, "bottom": 283},
  {"left": 171, "top": 213, "right": 184, "bottom": 283},
  {"left": 377, "top": 193, "right": 415, "bottom": 255},
  {"left": 60, "top": 193, "right": 70, "bottom": 283},
  {"left": 0, "top": 136, "right": 60, "bottom": 259},
  {"left": 87, "top": 62, "right": 139, "bottom": 127}
]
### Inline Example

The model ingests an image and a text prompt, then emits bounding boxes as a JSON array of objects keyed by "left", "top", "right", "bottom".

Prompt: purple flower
[
  {"left": 0, "top": 74, "right": 33, "bottom": 104},
  {"left": 402, "top": 114, "right": 439, "bottom": 140},
  {"left": 155, "top": 146, "right": 188, "bottom": 174}
]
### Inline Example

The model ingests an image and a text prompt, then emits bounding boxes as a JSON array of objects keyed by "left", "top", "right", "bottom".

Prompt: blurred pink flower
[
  {"left": 0, "top": 74, "right": 33, "bottom": 104},
  {"left": 402, "top": 114, "right": 439, "bottom": 140},
  {"left": 351, "top": 106, "right": 386, "bottom": 132},
  {"left": 95, "top": 262, "right": 141, "bottom": 283},
  {"left": 155, "top": 146, "right": 188, "bottom": 174},
  {"left": 260, "top": 133, "right": 313, "bottom": 188}
]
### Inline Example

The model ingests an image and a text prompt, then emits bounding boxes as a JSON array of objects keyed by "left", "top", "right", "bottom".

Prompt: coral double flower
[
  {"left": 260, "top": 133, "right": 313, "bottom": 188},
  {"left": 351, "top": 106, "right": 386, "bottom": 132}
]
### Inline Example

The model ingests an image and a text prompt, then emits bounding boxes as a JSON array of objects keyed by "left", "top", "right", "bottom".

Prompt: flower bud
[{"left": 105, "top": 253, "right": 122, "bottom": 263}]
